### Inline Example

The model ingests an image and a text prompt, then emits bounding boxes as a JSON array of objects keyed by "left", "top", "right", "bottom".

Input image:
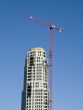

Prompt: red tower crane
[{"left": 24, "top": 13, "right": 63, "bottom": 110}]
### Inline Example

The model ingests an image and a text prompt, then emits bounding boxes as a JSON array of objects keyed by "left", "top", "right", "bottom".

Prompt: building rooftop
[{"left": 30, "top": 47, "right": 45, "bottom": 51}]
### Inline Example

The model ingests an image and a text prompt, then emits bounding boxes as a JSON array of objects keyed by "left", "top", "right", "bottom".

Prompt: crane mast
[
  {"left": 25, "top": 13, "right": 63, "bottom": 110},
  {"left": 49, "top": 24, "right": 53, "bottom": 110}
]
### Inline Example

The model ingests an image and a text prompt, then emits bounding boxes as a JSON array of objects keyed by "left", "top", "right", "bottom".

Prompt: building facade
[{"left": 21, "top": 47, "right": 49, "bottom": 110}]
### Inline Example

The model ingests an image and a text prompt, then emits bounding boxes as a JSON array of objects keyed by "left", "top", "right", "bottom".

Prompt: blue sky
[{"left": 0, "top": 0, "right": 83, "bottom": 110}]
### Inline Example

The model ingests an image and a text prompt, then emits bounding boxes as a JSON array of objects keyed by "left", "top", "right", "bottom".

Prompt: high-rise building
[{"left": 21, "top": 47, "right": 49, "bottom": 110}]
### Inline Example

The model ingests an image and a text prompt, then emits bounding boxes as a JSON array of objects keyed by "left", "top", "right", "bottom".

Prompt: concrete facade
[{"left": 21, "top": 47, "right": 49, "bottom": 110}]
